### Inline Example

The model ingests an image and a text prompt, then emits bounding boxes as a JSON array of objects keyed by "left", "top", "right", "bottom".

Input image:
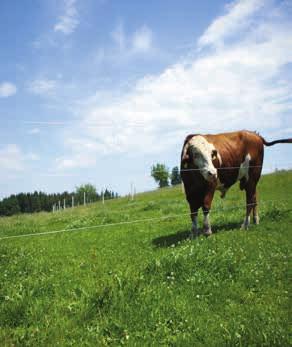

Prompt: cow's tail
[{"left": 261, "top": 137, "right": 292, "bottom": 146}]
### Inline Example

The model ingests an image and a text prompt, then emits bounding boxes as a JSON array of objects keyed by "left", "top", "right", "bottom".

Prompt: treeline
[
  {"left": 151, "top": 164, "right": 182, "bottom": 188},
  {"left": 0, "top": 185, "right": 118, "bottom": 217}
]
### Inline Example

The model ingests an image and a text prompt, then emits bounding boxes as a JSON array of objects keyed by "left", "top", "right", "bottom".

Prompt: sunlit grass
[{"left": 0, "top": 171, "right": 291, "bottom": 346}]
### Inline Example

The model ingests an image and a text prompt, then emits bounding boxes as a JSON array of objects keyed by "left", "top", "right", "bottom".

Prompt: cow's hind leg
[
  {"left": 241, "top": 184, "right": 257, "bottom": 230},
  {"left": 252, "top": 191, "right": 259, "bottom": 224}
]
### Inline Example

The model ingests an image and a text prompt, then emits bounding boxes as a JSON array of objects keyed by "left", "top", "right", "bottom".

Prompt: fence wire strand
[{"left": 0, "top": 198, "right": 290, "bottom": 241}]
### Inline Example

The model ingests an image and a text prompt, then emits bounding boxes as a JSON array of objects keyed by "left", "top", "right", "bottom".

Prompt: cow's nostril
[{"left": 208, "top": 171, "right": 213, "bottom": 176}]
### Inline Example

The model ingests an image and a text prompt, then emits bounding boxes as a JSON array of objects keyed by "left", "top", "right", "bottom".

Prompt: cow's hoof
[
  {"left": 240, "top": 223, "right": 249, "bottom": 230},
  {"left": 203, "top": 229, "right": 212, "bottom": 236},
  {"left": 190, "top": 229, "right": 200, "bottom": 239},
  {"left": 253, "top": 216, "right": 260, "bottom": 225}
]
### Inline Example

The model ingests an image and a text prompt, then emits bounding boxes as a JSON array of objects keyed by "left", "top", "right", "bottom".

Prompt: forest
[{"left": 0, "top": 185, "right": 118, "bottom": 216}]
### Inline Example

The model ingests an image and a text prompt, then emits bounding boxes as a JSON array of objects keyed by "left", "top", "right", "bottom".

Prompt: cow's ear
[
  {"left": 182, "top": 142, "right": 190, "bottom": 163},
  {"left": 181, "top": 153, "right": 190, "bottom": 168},
  {"left": 212, "top": 149, "right": 218, "bottom": 160}
]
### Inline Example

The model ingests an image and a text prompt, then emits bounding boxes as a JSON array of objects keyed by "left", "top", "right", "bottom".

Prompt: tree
[
  {"left": 0, "top": 195, "right": 20, "bottom": 216},
  {"left": 0, "top": 187, "right": 119, "bottom": 217},
  {"left": 151, "top": 163, "right": 169, "bottom": 188},
  {"left": 170, "top": 166, "right": 182, "bottom": 186},
  {"left": 31, "top": 191, "right": 41, "bottom": 212},
  {"left": 75, "top": 184, "right": 97, "bottom": 204}
]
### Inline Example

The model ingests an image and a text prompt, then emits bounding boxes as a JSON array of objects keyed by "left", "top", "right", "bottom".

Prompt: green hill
[{"left": 0, "top": 171, "right": 291, "bottom": 346}]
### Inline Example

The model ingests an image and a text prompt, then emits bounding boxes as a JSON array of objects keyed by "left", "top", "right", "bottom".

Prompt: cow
[{"left": 180, "top": 130, "right": 292, "bottom": 237}]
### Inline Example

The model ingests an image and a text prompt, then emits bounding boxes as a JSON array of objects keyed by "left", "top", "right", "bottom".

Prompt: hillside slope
[{"left": 0, "top": 171, "right": 291, "bottom": 346}]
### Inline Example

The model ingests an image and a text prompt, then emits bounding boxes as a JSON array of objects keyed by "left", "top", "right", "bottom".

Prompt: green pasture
[{"left": 0, "top": 171, "right": 291, "bottom": 346}]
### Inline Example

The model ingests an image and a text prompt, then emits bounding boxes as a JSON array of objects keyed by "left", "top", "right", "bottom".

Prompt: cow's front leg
[
  {"left": 241, "top": 203, "right": 252, "bottom": 230},
  {"left": 190, "top": 210, "right": 199, "bottom": 238},
  {"left": 202, "top": 189, "right": 215, "bottom": 236},
  {"left": 203, "top": 209, "right": 212, "bottom": 236}
]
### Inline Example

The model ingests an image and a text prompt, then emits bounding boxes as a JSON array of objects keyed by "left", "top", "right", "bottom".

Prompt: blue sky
[{"left": 0, "top": 0, "right": 291, "bottom": 199}]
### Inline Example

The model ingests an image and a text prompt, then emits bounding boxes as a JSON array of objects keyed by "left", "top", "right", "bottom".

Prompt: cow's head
[{"left": 182, "top": 135, "right": 220, "bottom": 182}]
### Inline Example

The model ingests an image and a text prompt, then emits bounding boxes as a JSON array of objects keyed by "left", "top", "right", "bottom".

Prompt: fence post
[{"left": 131, "top": 182, "right": 136, "bottom": 201}]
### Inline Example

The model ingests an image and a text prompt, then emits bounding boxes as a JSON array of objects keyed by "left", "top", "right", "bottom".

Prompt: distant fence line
[
  {"left": 0, "top": 198, "right": 290, "bottom": 241},
  {"left": 0, "top": 164, "right": 291, "bottom": 217}
]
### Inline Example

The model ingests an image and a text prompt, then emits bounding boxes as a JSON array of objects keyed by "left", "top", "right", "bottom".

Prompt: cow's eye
[{"left": 212, "top": 150, "right": 217, "bottom": 160}]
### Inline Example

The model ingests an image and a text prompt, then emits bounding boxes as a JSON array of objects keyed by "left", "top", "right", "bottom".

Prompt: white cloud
[
  {"left": 198, "top": 0, "right": 264, "bottom": 48},
  {"left": 28, "top": 79, "right": 58, "bottom": 96},
  {"left": 0, "top": 144, "right": 40, "bottom": 180},
  {"left": 54, "top": 0, "right": 79, "bottom": 35},
  {"left": 0, "top": 145, "right": 24, "bottom": 171},
  {"left": 110, "top": 23, "right": 153, "bottom": 56},
  {"left": 88, "top": 23, "right": 156, "bottom": 69},
  {"left": 0, "top": 82, "right": 17, "bottom": 98},
  {"left": 0, "top": 145, "right": 41, "bottom": 173},
  {"left": 111, "top": 22, "right": 126, "bottom": 51},
  {"left": 28, "top": 128, "right": 41, "bottom": 135},
  {"left": 58, "top": 0, "right": 292, "bottom": 169},
  {"left": 132, "top": 26, "right": 153, "bottom": 53}
]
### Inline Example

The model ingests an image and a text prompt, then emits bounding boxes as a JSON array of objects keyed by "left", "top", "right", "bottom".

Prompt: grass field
[{"left": 0, "top": 171, "right": 291, "bottom": 346}]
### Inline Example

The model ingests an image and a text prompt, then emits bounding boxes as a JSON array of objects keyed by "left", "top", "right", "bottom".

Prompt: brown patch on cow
[{"left": 180, "top": 130, "right": 267, "bottom": 236}]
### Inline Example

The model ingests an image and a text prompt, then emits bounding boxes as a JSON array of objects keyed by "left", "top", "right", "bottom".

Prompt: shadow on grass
[
  {"left": 152, "top": 229, "right": 190, "bottom": 248},
  {"left": 212, "top": 221, "right": 239, "bottom": 233},
  {"left": 152, "top": 221, "right": 240, "bottom": 248}
]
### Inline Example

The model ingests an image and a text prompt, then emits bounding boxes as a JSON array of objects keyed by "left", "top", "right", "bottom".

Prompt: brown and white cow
[{"left": 180, "top": 130, "right": 292, "bottom": 237}]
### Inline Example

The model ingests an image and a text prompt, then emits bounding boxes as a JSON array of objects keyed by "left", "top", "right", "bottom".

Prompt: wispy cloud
[
  {"left": 0, "top": 82, "right": 17, "bottom": 98},
  {"left": 111, "top": 21, "right": 126, "bottom": 51},
  {"left": 25, "top": 153, "right": 40, "bottom": 161},
  {"left": 132, "top": 26, "right": 153, "bottom": 53},
  {"left": 28, "top": 128, "right": 41, "bottom": 135},
  {"left": 110, "top": 22, "right": 154, "bottom": 56},
  {"left": 0, "top": 145, "right": 24, "bottom": 171},
  {"left": 57, "top": 0, "right": 292, "bottom": 169},
  {"left": 198, "top": 0, "right": 264, "bottom": 48},
  {"left": 28, "top": 79, "right": 58, "bottom": 96},
  {"left": 54, "top": 0, "right": 79, "bottom": 35},
  {"left": 90, "top": 23, "right": 155, "bottom": 68},
  {"left": 0, "top": 145, "right": 41, "bottom": 173}
]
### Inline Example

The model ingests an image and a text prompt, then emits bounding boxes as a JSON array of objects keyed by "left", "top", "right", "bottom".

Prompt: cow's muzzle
[{"left": 207, "top": 170, "right": 217, "bottom": 182}]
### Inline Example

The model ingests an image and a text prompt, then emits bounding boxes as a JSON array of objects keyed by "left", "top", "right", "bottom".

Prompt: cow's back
[
  {"left": 181, "top": 130, "right": 264, "bottom": 192},
  {"left": 206, "top": 131, "right": 264, "bottom": 187}
]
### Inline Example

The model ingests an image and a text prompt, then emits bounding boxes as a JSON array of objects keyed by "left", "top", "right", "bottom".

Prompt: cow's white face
[{"left": 188, "top": 136, "right": 218, "bottom": 182}]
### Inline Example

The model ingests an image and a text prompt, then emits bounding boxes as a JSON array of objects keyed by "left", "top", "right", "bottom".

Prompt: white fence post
[{"left": 130, "top": 182, "right": 135, "bottom": 201}]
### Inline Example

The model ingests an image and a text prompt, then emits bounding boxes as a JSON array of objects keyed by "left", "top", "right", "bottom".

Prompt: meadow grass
[{"left": 0, "top": 171, "right": 291, "bottom": 346}]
